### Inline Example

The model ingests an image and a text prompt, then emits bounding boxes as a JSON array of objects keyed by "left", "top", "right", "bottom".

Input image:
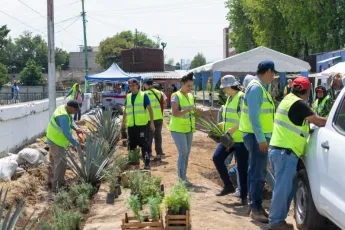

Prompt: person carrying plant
[
  {"left": 46, "top": 100, "right": 85, "bottom": 193},
  {"left": 312, "top": 85, "right": 332, "bottom": 118},
  {"left": 268, "top": 77, "right": 326, "bottom": 229},
  {"left": 239, "top": 60, "right": 276, "bottom": 223},
  {"left": 122, "top": 78, "right": 155, "bottom": 170},
  {"left": 169, "top": 72, "right": 201, "bottom": 186},
  {"left": 65, "top": 83, "right": 84, "bottom": 121},
  {"left": 212, "top": 75, "right": 249, "bottom": 206},
  {"left": 143, "top": 77, "right": 167, "bottom": 161}
]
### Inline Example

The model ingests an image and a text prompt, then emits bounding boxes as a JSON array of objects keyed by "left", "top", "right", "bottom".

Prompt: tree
[
  {"left": 190, "top": 53, "right": 206, "bottom": 69},
  {"left": 55, "top": 48, "right": 69, "bottom": 70},
  {"left": 20, "top": 58, "right": 44, "bottom": 85},
  {"left": 166, "top": 58, "right": 174, "bottom": 65},
  {"left": 176, "top": 62, "right": 181, "bottom": 69},
  {"left": 0, "top": 25, "right": 10, "bottom": 65},
  {"left": 95, "top": 30, "right": 158, "bottom": 69},
  {"left": 0, "top": 63, "right": 9, "bottom": 89}
]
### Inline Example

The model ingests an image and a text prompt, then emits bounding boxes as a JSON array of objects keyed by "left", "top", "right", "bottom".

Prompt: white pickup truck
[{"left": 294, "top": 88, "right": 345, "bottom": 229}]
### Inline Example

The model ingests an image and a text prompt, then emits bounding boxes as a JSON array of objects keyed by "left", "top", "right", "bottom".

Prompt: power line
[
  {"left": 0, "top": 9, "right": 43, "bottom": 34},
  {"left": 56, "top": 16, "right": 81, "bottom": 33}
]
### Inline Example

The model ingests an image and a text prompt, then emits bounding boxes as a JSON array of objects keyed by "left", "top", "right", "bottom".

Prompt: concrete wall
[
  {"left": 69, "top": 52, "right": 102, "bottom": 72},
  {"left": 0, "top": 98, "right": 64, "bottom": 154},
  {"left": 0, "top": 86, "right": 48, "bottom": 94}
]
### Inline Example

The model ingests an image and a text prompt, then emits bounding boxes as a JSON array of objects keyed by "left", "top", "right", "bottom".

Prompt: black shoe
[
  {"left": 143, "top": 164, "right": 151, "bottom": 170},
  {"left": 216, "top": 186, "right": 235, "bottom": 196},
  {"left": 234, "top": 198, "right": 248, "bottom": 206},
  {"left": 152, "top": 155, "right": 162, "bottom": 162},
  {"left": 161, "top": 152, "right": 165, "bottom": 156}
]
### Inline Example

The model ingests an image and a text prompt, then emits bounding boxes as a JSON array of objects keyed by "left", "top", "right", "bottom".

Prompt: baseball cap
[
  {"left": 220, "top": 75, "right": 240, "bottom": 89},
  {"left": 143, "top": 77, "right": 153, "bottom": 84},
  {"left": 67, "top": 99, "right": 80, "bottom": 109},
  {"left": 127, "top": 78, "right": 139, "bottom": 85},
  {"left": 292, "top": 76, "right": 311, "bottom": 91},
  {"left": 257, "top": 60, "right": 275, "bottom": 72}
]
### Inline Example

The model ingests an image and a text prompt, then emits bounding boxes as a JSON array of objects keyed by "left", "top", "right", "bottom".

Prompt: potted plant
[{"left": 106, "top": 179, "right": 116, "bottom": 204}]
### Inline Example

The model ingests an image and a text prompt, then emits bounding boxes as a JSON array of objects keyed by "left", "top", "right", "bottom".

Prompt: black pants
[
  {"left": 74, "top": 103, "right": 82, "bottom": 121},
  {"left": 128, "top": 124, "right": 150, "bottom": 166},
  {"left": 148, "top": 119, "right": 163, "bottom": 156}
]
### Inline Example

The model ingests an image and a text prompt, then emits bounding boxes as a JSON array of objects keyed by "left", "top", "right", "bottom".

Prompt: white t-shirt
[{"left": 161, "top": 92, "right": 167, "bottom": 101}]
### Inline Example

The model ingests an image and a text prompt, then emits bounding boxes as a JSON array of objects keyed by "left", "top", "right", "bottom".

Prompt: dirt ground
[{"left": 83, "top": 124, "right": 296, "bottom": 230}]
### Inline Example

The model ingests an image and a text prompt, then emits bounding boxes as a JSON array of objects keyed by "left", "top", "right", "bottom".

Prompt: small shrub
[
  {"left": 51, "top": 205, "right": 83, "bottom": 230},
  {"left": 55, "top": 190, "right": 72, "bottom": 210},
  {"left": 76, "top": 194, "right": 89, "bottom": 214},
  {"left": 162, "top": 180, "right": 192, "bottom": 214},
  {"left": 127, "top": 195, "right": 143, "bottom": 222},
  {"left": 148, "top": 196, "right": 161, "bottom": 220},
  {"left": 69, "top": 183, "right": 96, "bottom": 202}
]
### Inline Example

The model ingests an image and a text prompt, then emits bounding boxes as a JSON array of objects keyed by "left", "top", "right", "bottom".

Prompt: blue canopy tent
[{"left": 85, "top": 63, "right": 141, "bottom": 82}]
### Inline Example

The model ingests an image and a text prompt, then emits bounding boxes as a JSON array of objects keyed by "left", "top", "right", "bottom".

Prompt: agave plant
[
  {"left": 88, "top": 109, "right": 121, "bottom": 152},
  {"left": 65, "top": 135, "right": 116, "bottom": 185},
  {"left": 0, "top": 188, "right": 24, "bottom": 230},
  {"left": 194, "top": 110, "right": 224, "bottom": 137}
]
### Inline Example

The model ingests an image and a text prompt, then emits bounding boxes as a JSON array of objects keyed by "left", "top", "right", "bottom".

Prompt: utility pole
[
  {"left": 81, "top": 0, "right": 88, "bottom": 92},
  {"left": 47, "top": 0, "right": 56, "bottom": 118},
  {"left": 135, "top": 28, "right": 138, "bottom": 47}
]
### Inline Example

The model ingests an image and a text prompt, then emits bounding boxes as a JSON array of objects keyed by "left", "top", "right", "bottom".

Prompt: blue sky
[{"left": 0, "top": 0, "right": 229, "bottom": 63}]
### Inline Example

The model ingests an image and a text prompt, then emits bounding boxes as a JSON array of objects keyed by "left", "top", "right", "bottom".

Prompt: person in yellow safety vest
[
  {"left": 268, "top": 77, "right": 327, "bottom": 230},
  {"left": 122, "top": 78, "right": 155, "bottom": 170},
  {"left": 143, "top": 77, "right": 167, "bottom": 161},
  {"left": 283, "top": 79, "right": 292, "bottom": 96},
  {"left": 313, "top": 85, "right": 332, "bottom": 118},
  {"left": 65, "top": 83, "right": 84, "bottom": 121},
  {"left": 212, "top": 75, "right": 249, "bottom": 205},
  {"left": 46, "top": 100, "right": 85, "bottom": 192},
  {"left": 169, "top": 72, "right": 202, "bottom": 186},
  {"left": 239, "top": 60, "right": 276, "bottom": 223}
]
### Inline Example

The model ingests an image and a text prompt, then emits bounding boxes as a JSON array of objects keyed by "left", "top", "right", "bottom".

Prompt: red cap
[{"left": 292, "top": 76, "right": 310, "bottom": 90}]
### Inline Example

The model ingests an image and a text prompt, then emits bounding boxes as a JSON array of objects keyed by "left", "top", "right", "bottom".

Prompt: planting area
[{"left": 0, "top": 108, "right": 296, "bottom": 229}]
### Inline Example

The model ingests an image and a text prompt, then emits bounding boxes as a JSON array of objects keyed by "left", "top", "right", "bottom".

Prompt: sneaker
[
  {"left": 216, "top": 185, "right": 235, "bottom": 196},
  {"left": 143, "top": 164, "right": 151, "bottom": 170},
  {"left": 268, "top": 221, "right": 294, "bottom": 230},
  {"left": 152, "top": 155, "right": 162, "bottom": 162},
  {"left": 260, "top": 209, "right": 269, "bottom": 218},
  {"left": 234, "top": 198, "right": 248, "bottom": 206},
  {"left": 183, "top": 180, "right": 193, "bottom": 187},
  {"left": 251, "top": 210, "right": 269, "bottom": 223},
  {"left": 230, "top": 188, "right": 241, "bottom": 197}
]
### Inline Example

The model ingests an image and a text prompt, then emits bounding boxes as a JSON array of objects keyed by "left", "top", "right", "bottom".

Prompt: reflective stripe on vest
[
  {"left": 169, "top": 91, "right": 195, "bottom": 133},
  {"left": 222, "top": 91, "right": 244, "bottom": 142},
  {"left": 46, "top": 105, "right": 72, "bottom": 148},
  {"left": 270, "top": 93, "right": 310, "bottom": 157},
  {"left": 312, "top": 95, "right": 330, "bottom": 116},
  {"left": 126, "top": 92, "right": 148, "bottom": 127},
  {"left": 239, "top": 79, "right": 275, "bottom": 134},
  {"left": 145, "top": 88, "right": 163, "bottom": 120}
]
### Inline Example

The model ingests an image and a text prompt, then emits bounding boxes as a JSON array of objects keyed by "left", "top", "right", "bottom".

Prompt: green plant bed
[{"left": 128, "top": 148, "right": 140, "bottom": 165}]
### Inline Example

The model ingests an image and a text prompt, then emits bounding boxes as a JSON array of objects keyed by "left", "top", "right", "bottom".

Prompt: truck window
[{"left": 334, "top": 97, "right": 345, "bottom": 133}]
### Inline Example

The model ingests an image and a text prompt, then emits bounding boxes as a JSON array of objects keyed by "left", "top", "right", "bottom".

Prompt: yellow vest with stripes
[
  {"left": 312, "top": 95, "right": 330, "bottom": 117},
  {"left": 222, "top": 91, "right": 245, "bottom": 142},
  {"left": 46, "top": 105, "right": 72, "bottom": 148},
  {"left": 145, "top": 88, "right": 163, "bottom": 120},
  {"left": 169, "top": 91, "right": 195, "bottom": 133},
  {"left": 239, "top": 79, "right": 275, "bottom": 133},
  {"left": 270, "top": 93, "right": 310, "bottom": 157},
  {"left": 126, "top": 92, "right": 148, "bottom": 127}
]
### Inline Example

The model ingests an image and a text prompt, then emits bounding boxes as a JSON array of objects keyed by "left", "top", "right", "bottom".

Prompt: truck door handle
[{"left": 321, "top": 141, "right": 330, "bottom": 150}]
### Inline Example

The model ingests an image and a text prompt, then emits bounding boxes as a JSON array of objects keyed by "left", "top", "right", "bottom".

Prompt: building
[
  {"left": 304, "top": 48, "right": 345, "bottom": 73},
  {"left": 223, "top": 26, "right": 236, "bottom": 58},
  {"left": 69, "top": 46, "right": 102, "bottom": 73},
  {"left": 121, "top": 48, "right": 164, "bottom": 72}
]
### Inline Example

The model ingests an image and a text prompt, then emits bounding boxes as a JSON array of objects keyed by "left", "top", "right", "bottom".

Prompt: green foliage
[
  {"left": 55, "top": 48, "right": 69, "bottom": 70},
  {"left": 19, "top": 58, "right": 44, "bottom": 86},
  {"left": 148, "top": 196, "right": 161, "bottom": 220},
  {"left": 0, "top": 25, "right": 10, "bottom": 65},
  {"left": 190, "top": 53, "right": 206, "bottom": 69},
  {"left": 128, "top": 149, "right": 140, "bottom": 164},
  {"left": 0, "top": 63, "right": 9, "bottom": 89},
  {"left": 55, "top": 190, "right": 72, "bottom": 210},
  {"left": 76, "top": 194, "right": 89, "bottom": 214},
  {"left": 65, "top": 135, "right": 116, "bottom": 185},
  {"left": 69, "top": 183, "right": 96, "bottom": 202},
  {"left": 0, "top": 188, "right": 24, "bottom": 230},
  {"left": 128, "top": 172, "right": 162, "bottom": 204},
  {"left": 50, "top": 205, "right": 82, "bottom": 230},
  {"left": 194, "top": 110, "right": 224, "bottom": 137},
  {"left": 95, "top": 30, "right": 158, "bottom": 68},
  {"left": 103, "top": 155, "right": 127, "bottom": 193},
  {"left": 163, "top": 181, "right": 192, "bottom": 214},
  {"left": 127, "top": 195, "right": 143, "bottom": 222}
]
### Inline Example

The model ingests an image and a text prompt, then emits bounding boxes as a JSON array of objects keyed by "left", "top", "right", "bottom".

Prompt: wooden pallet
[
  {"left": 165, "top": 210, "right": 190, "bottom": 230},
  {"left": 121, "top": 213, "right": 164, "bottom": 230}
]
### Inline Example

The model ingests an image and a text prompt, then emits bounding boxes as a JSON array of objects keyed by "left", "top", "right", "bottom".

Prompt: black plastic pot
[
  {"left": 220, "top": 133, "right": 235, "bottom": 148},
  {"left": 179, "top": 207, "right": 187, "bottom": 215},
  {"left": 116, "top": 185, "right": 122, "bottom": 197},
  {"left": 160, "top": 184, "right": 165, "bottom": 197},
  {"left": 208, "top": 134, "right": 221, "bottom": 143},
  {"left": 106, "top": 193, "right": 115, "bottom": 204}
]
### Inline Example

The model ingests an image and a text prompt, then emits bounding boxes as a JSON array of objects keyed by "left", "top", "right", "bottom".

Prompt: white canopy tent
[{"left": 190, "top": 46, "right": 311, "bottom": 73}]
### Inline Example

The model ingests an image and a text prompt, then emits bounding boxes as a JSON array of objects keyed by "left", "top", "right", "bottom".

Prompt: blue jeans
[
  {"left": 243, "top": 133, "right": 274, "bottom": 211},
  {"left": 171, "top": 132, "right": 193, "bottom": 181},
  {"left": 268, "top": 148, "right": 298, "bottom": 226}
]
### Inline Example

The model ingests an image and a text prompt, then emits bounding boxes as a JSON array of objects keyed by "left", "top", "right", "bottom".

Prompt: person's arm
[
  {"left": 144, "top": 94, "right": 155, "bottom": 131},
  {"left": 171, "top": 95, "right": 193, "bottom": 117},
  {"left": 162, "top": 92, "right": 167, "bottom": 107},
  {"left": 284, "top": 86, "right": 287, "bottom": 96},
  {"left": 81, "top": 91, "right": 84, "bottom": 100},
  {"left": 65, "top": 89, "right": 72, "bottom": 98},
  {"left": 306, "top": 114, "right": 327, "bottom": 127},
  {"left": 246, "top": 85, "right": 266, "bottom": 143},
  {"left": 122, "top": 100, "right": 127, "bottom": 127},
  {"left": 56, "top": 115, "right": 79, "bottom": 147}
]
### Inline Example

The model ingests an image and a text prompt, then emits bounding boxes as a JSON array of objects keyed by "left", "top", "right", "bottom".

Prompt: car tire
[{"left": 295, "top": 169, "right": 325, "bottom": 230}]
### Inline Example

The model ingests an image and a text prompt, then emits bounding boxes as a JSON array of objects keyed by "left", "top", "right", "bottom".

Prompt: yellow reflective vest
[
  {"left": 46, "top": 105, "right": 72, "bottom": 148},
  {"left": 126, "top": 92, "right": 148, "bottom": 127},
  {"left": 145, "top": 88, "right": 163, "bottom": 120},
  {"left": 169, "top": 91, "right": 195, "bottom": 133},
  {"left": 239, "top": 79, "right": 275, "bottom": 134},
  {"left": 312, "top": 95, "right": 330, "bottom": 117},
  {"left": 270, "top": 93, "right": 310, "bottom": 157},
  {"left": 222, "top": 91, "right": 245, "bottom": 142}
]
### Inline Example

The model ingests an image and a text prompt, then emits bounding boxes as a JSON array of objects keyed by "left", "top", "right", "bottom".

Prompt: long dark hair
[
  {"left": 181, "top": 72, "right": 194, "bottom": 84},
  {"left": 231, "top": 85, "right": 244, "bottom": 93}
]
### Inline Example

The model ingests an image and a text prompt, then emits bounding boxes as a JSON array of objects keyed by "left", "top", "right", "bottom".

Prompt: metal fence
[{"left": 0, "top": 91, "right": 67, "bottom": 105}]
